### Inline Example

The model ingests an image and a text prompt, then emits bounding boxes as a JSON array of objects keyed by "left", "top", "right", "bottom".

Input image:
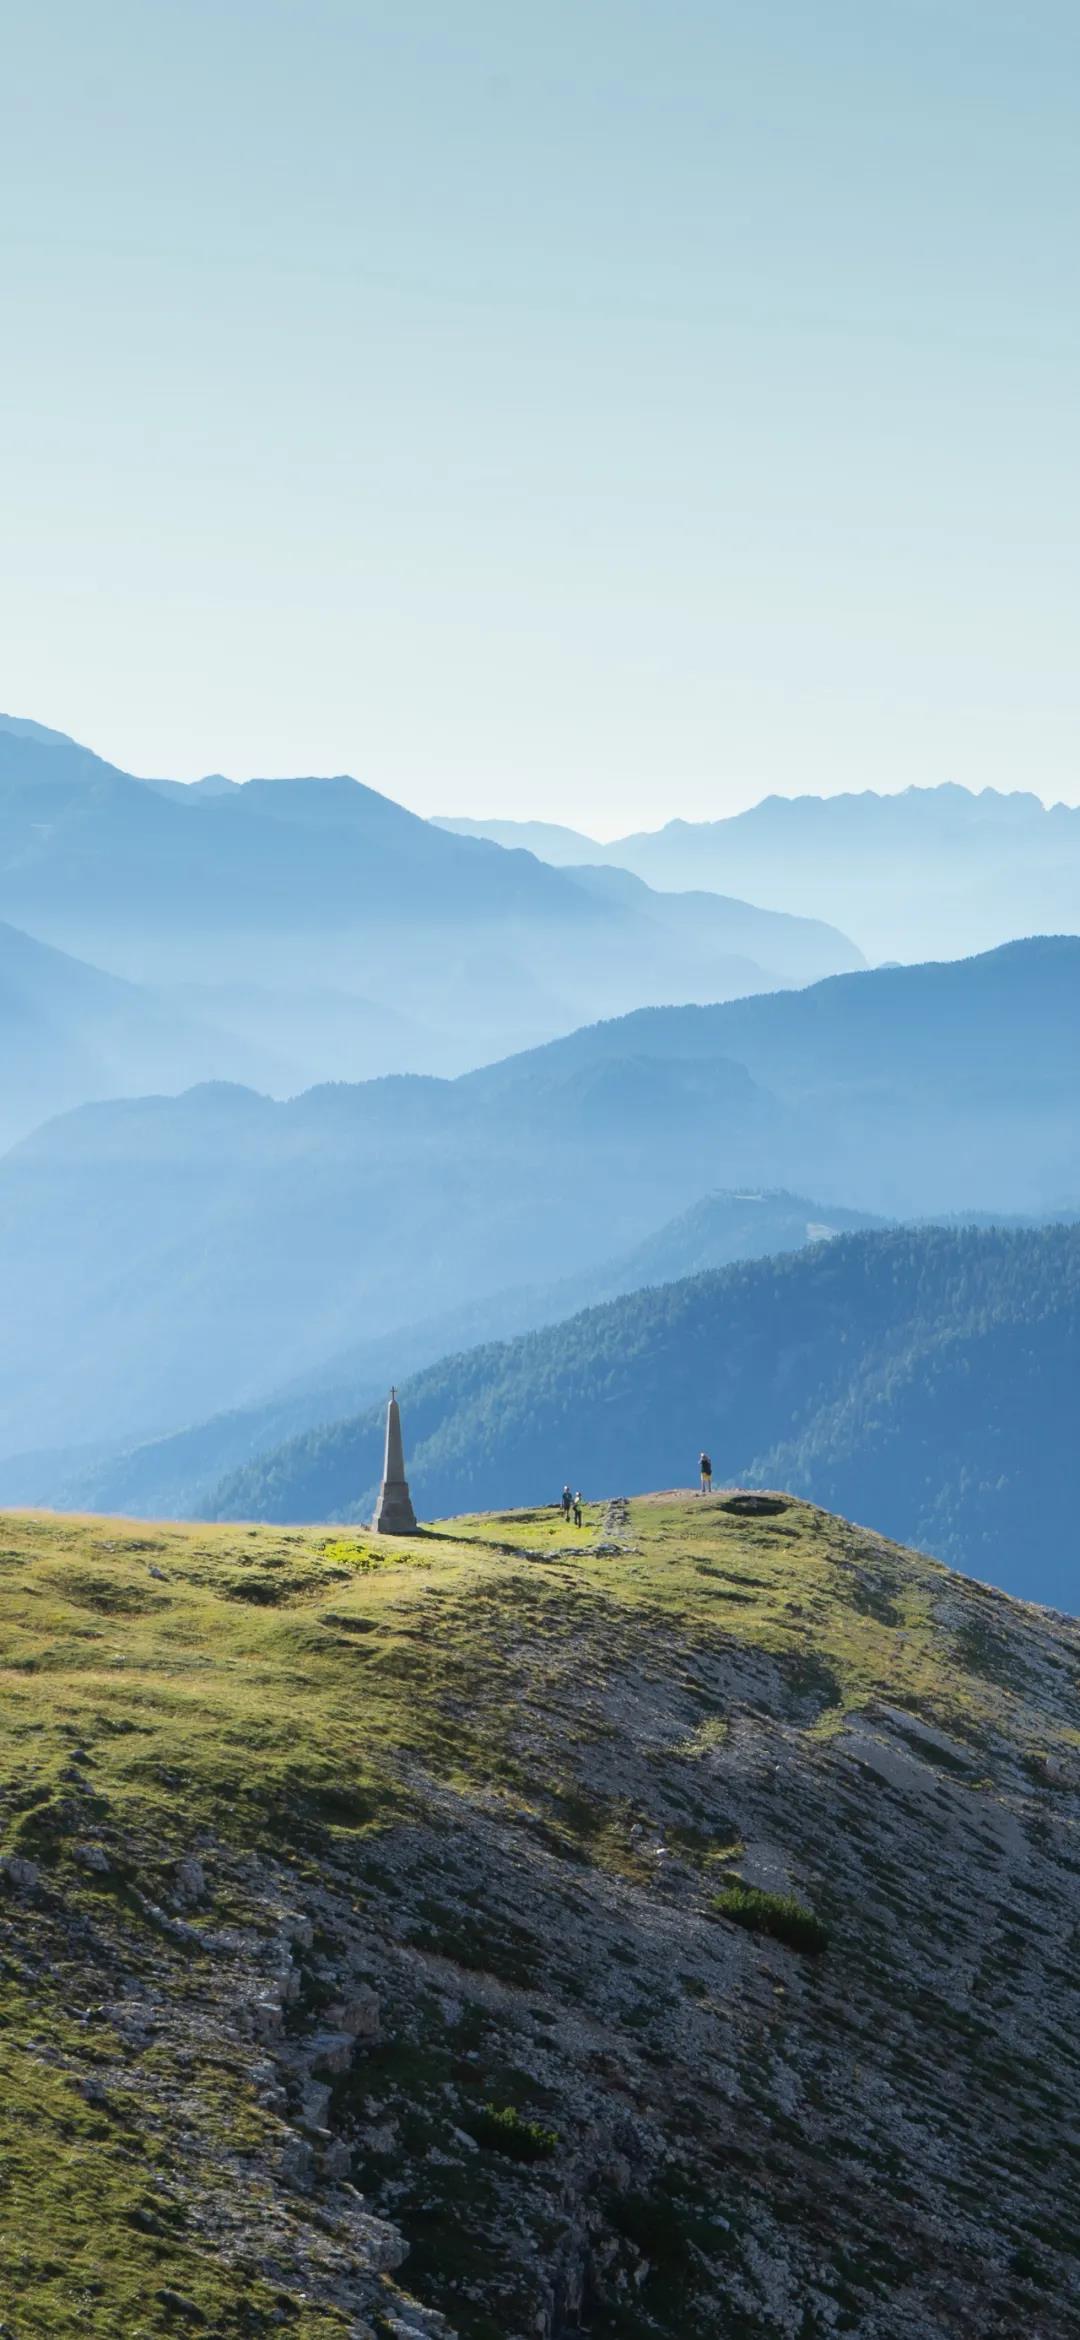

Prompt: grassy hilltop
[
  {"left": 0, "top": 1494, "right": 1078, "bottom": 2338},
  {"left": 209, "top": 1221, "right": 1080, "bottom": 1608}
]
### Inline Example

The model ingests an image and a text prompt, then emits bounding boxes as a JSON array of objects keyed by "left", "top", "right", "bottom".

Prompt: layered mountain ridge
[
  {"left": 14, "top": 1189, "right": 885, "bottom": 1523},
  {"left": 0, "top": 716, "right": 858, "bottom": 1112},
  {"left": 0, "top": 938, "right": 1074, "bottom": 1470},
  {"left": 209, "top": 1219, "right": 1080, "bottom": 1608},
  {"left": 440, "top": 783, "right": 1080, "bottom": 961}
]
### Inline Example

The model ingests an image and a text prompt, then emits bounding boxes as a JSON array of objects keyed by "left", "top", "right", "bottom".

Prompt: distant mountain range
[
  {"left": 0, "top": 937, "right": 1074, "bottom": 1465},
  {"left": 0, "top": 920, "right": 302, "bottom": 1151},
  {"left": 0, "top": 907, "right": 460, "bottom": 1146},
  {"left": 212, "top": 1221, "right": 1080, "bottom": 1610},
  {"left": 438, "top": 783, "right": 1080, "bottom": 963},
  {"left": 0, "top": 715, "right": 859, "bottom": 1105},
  {"left": 15, "top": 1188, "right": 885, "bottom": 1518}
]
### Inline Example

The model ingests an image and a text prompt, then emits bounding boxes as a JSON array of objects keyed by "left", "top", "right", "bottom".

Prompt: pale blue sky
[{"left": 3, "top": 1, "right": 1078, "bottom": 828}]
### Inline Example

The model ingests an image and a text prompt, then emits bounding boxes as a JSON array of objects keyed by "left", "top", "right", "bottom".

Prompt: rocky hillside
[{"left": 1, "top": 1494, "right": 1078, "bottom": 2339}]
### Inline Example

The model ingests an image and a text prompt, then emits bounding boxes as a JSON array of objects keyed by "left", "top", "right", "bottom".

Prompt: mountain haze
[
  {"left": 0, "top": 919, "right": 301, "bottom": 1149},
  {"left": 214, "top": 1222, "right": 1080, "bottom": 1609},
  {"left": 0, "top": 718, "right": 859, "bottom": 1081},
  {"left": 18, "top": 1189, "right": 885, "bottom": 1520},
  {"left": 440, "top": 783, "right": 1080, "bottom": 962},
  {"left": 0, "top": 939, "right": 1073, "bottom": 1464}
]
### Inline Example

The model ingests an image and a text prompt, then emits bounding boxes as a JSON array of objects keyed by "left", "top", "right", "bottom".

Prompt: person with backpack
[
  {"left": 573, "top": 1492, "right": 583, "bottom": 1527},
  {"left": 699, "top": 1451, "right": 713, "bottom": 1494},
  {"left": 560, "top": 1483, "right": 573, "bottom": 1520}
]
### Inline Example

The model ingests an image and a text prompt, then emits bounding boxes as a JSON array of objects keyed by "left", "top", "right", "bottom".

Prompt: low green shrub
[
  {"left": 711, "top": 1882, "right": 828, "bottom": 1955},
  {"left": 467, "top": 2103, "right": 558, "bottom": 2162}
]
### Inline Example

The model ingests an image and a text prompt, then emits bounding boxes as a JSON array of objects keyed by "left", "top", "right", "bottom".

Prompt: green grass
[
  {"left": 711, "top": 1882, "right": 829, "bottom": 1955},
  {"left": 466, "top": 2103, "right": 559, "bottom": 2161},
  {"left": 0, "top": 1979, "right": 345, "bottom": 2338},
  {"left": 0, "top": 1491, "right": 1072, "bottom": 2336}
]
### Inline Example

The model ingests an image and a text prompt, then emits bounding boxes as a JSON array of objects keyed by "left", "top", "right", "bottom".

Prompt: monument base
[{"left": 372, "top": 1483, "right": 417, "bottom": 1535}]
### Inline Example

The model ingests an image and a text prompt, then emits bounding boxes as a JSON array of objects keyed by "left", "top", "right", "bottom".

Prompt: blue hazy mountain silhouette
[
  {"left": 0, "top": 938, "right": 1074, "bottom": 1464},
  {"left": 18, "top": 1187, "right": 886, "bottom": 1520},
  {"left": 439, "top": 784, "right": 1080, "bottom": 962},
  {"left": 210, "top": 1220, "right": 1080, "bottom": 1610},
  {"left": 0, "top": 918, "right": 307, "bottom": 1147},
  {"left": 0, "top": 717, "right": 860, "bottom": 1085}
]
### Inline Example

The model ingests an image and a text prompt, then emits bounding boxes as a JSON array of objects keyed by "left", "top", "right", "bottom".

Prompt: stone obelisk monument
[{"left": 372, "top": 1387, "right": 418, "bottom": 1535}]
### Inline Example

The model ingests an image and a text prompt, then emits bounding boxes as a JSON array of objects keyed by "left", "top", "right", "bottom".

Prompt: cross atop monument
[{"left": 372, "top": 1387, "right": 417, "bottom": 1535}]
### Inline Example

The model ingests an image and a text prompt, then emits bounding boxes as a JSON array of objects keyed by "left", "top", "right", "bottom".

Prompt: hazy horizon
[
  {"left": 5, "top": 1, "right": 1080, "bottom": 830},
  {"left": 3, "top": 705, "right": 1078, "bottom": 835}
]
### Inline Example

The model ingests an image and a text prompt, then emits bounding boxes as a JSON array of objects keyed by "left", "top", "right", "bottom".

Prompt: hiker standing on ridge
[
  {"left": 699, "top": 1452, "right": 713, "bottom": 1495},
  {"left": 573, "top": 1492, "right": 583, "bottom": 1528},
  {"left": 560, "top": 1483, "right": 573, "bottom": 1520}
]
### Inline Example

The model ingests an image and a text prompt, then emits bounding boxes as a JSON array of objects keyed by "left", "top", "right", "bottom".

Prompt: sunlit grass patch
[
  {"left": 669, "top": 1715, "right": 730, "bottom": 1759},
  {"left": 711, "top": 1881, "right": 828, "bottom": 1955}
]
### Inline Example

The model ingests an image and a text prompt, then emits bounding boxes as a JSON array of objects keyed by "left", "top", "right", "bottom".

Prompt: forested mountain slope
[
  {"left": 0, "top": 940, "right": 1074, "bottom": 1462},
  {"left": 1, "top": 1496, "right": 1077, "bottom": 2338},
  {"left": 465, "top": 932, "right": 1079, "bottom": 1111},
  {"left": 214, "top": 1223, "right": 1080, "bottom": 1608},
  {"left": 20, "top": 1189, "right": 885, "bottom": 1521}
]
